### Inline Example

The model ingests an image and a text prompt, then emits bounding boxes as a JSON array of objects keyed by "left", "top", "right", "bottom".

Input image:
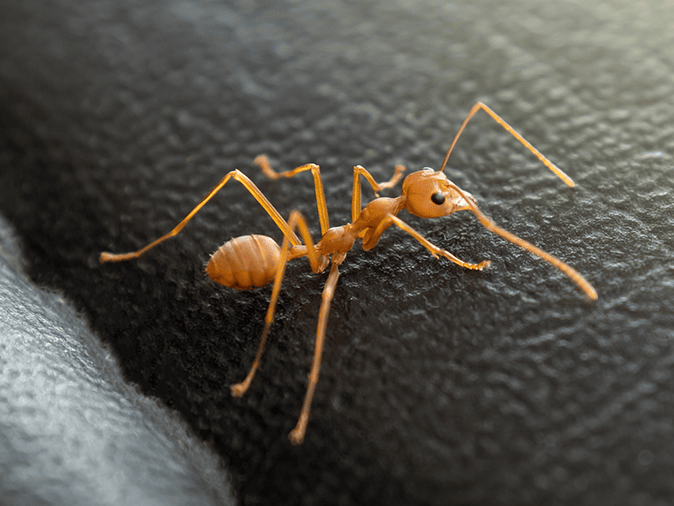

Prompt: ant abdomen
[{"left": 206, "top": 234, "right": 281, "bottom": 290}]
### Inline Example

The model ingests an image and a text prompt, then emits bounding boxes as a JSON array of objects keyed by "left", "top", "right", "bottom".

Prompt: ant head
[{"left": 402, "top": 168, "right": 475, "bottom": 219}]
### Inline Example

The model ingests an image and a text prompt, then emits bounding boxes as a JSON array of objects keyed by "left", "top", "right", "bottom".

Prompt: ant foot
[
  {"left": 288, "top": 428, "right": 305, "bottom": 445},
  {"left": 230, "top": 382, "right": 248, "bottom": 398}
]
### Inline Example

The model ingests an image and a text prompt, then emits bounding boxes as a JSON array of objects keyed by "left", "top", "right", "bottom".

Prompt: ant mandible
[{"left": 100, "top": 102, "right": 598, "bottom": 445}]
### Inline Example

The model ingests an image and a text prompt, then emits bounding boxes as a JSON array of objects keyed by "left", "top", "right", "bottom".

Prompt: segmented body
[
  {"left": 100, "top": 102, "right": 597, "bottom": 445},
  {"left": 206, "top": 234, "right": 281, "bottom": 289}
]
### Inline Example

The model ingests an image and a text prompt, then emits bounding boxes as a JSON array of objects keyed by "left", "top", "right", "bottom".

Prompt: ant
[{"left": 100, "top": 102, "right": 597, "bottom": 445}]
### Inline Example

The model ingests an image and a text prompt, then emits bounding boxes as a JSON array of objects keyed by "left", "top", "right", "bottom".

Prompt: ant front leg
[
  {"left": 366, "top": 214, "right": 490, "bottom": 271},
  {"left": 351, "top": 164, "right": 406, "bottom": 225}
]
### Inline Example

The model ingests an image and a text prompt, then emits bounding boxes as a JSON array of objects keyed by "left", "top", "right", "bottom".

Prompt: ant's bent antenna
[{"left": 439, "top": 102, "right": 574, "bottom": 187}]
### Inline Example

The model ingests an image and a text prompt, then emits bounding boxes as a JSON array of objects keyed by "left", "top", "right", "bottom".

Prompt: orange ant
[{"left": 100, "top": 102, "right": 597, "bottom": 445}]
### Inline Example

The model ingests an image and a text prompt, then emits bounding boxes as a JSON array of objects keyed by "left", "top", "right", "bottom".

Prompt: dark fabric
[
  {"left": 1, "top": 0, "right": 673, "bottom": 505},
  {"left": 0, "top": 218, "right": 234, "bottom": 506}
]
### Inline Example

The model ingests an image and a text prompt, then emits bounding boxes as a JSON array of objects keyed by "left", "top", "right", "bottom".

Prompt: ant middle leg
[
  {"left": 254, "top": 155, "right": 330, "bottom": 235},
  {"left": 288, "top": 258, "right": 341, "bottom": 445}
]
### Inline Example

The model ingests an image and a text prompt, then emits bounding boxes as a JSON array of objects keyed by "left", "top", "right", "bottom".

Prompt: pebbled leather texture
[{"left": 1, "top": 0, "right": 674, "bottom": 505}]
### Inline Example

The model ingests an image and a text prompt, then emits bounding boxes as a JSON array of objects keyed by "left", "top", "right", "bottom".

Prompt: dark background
[{"left": 1, "top": 0, "right": 674, "bottom": 505}]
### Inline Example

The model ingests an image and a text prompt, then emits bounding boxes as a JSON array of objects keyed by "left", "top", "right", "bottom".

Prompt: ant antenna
[{"left": 439, "top": 102, "right": 575, "bottom": 187}]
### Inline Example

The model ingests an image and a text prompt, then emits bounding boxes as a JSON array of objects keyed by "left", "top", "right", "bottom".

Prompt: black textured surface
[{"left": 1, "top": 0, "right": 674, "bottom": 505}]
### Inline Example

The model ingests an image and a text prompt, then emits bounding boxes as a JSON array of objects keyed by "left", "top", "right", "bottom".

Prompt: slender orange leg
[
  {"left": 100, "top": 169, "right": 301, "bottom": 263},
  {"left": 439, "top": 102, "right": 575, "bottom": 187},
  {"left": 369, "top": 214, "right": 491, "bottom": 270},
  {"left": 288, "top": 259, "right": 341, "bottom": 445},
  {"left": 230, "top": 210, "right": 325, "bottom": 397},
  {"left": 351, "top": 164, "right": 406, "bottom": 230},
  {"left": 254, "top": 155, "right": 330, "bottom": 236}
]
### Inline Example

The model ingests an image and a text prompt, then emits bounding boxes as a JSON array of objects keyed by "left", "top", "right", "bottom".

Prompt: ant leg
[
  {"left": 100, "top": 169, "right": 301, "bottom": 263},
  {"left": 367, "top": 215, "right": 490, "bottom": 270},
  {"left": 254, "top": 155, "right": 330, "bottom": 236},
  {"left": 228, "top": 228, "right": 293, "bottom": 397},
  {"left": 288, "top": 260, "right": 341, "bottom": 445},
  {"left": 351, "top": 164, "right": 406, "bottom": 226},
  {"left": 446, "top": 183, "right": 598, "bottom": 300},
  {"left": 231, "top": 210, "right": 326, "bottom": 398},
  {"left": 439, "top": 102, "right": 575, "bottom": 187}
]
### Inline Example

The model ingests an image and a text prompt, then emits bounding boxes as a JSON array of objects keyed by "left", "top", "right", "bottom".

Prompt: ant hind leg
[
  {"left": 100, "top": 169, "right": 302, "bottom": 262},
  {"left": 230, "top": 210, "right": 326, "bottom": 400}
]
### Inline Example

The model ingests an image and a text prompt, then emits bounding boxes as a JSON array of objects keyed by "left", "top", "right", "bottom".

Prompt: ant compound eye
[{"left": 431, "top": 192, "right": 445, "bottom": 205}]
